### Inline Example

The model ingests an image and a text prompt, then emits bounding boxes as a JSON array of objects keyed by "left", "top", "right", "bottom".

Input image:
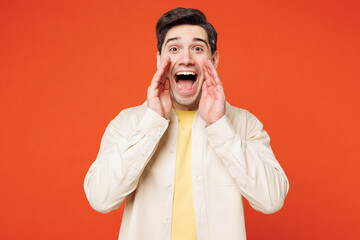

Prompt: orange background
[{"left": 1, "top": 0, "right": 359, "bottom": 239}]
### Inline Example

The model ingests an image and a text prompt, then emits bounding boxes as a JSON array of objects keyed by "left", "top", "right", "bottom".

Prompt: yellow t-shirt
[{"left": 171, "top": 109, "right": 197, "bottom": 240}]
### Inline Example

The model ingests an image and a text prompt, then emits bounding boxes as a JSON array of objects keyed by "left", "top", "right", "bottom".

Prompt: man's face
[{"left": 157, "top": 24, "right": 218, "bottom": 110}]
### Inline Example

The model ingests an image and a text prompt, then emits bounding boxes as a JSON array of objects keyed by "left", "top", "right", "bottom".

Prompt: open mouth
[{"left": 175, "top": 71, "right": 198, "bottom": 91}]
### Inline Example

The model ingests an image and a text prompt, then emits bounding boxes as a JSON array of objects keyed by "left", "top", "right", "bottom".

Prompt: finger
[
  {"left": 203, "top": 61, "right": 217, "bottom": 87},
  {"left": 205, "top": 59, "right": 222, "bottom": 86},
  {"left": 201, "top": 79, "right": 208, "bottom": 97},
  {"left": 158, "top": 57, "right": 171, "bottom": 81},
  {"left": 204, "top": 60, "right": 225, "bottom": 96},
  {"left": 151, "top": 57, "right": 171, "bottom": 87},
  {"left": 203, "top": 59, "right": 215, "bottom": 85},
  {"left": 164, "top": 76, "right": 170, "bottom": 90},
  {"left": 203, "top": 65, "right": 214, "bottom": 89}
]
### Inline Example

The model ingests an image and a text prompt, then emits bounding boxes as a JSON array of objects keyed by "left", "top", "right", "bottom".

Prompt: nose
[{"left": 179, "top": 49, "right": 195, "bottom": 65}]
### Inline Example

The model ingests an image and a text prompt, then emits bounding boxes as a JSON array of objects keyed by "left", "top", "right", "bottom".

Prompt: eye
[
  {"left": 193, "top": 46, "right": 204, "bottom": 52},
  {"left": 169, "top": 46, "right": 179, "bottom": 52}
]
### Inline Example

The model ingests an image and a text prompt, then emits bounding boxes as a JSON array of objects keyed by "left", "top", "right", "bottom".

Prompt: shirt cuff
[
  {"left": 205, "top": 115, "right": 236, "bottom": 147},
  {"left": 137, "top": 107, "right": 169, "bottom": 136}
]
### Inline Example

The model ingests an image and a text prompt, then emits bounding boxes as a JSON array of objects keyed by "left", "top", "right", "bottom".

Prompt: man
[{"left": 84, "top": 8, "right": 289, "bottom": 240}]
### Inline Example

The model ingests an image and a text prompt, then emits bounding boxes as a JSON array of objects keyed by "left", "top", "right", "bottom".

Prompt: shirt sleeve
[
  {"left": 84, "top": 107, "right": 169, "bottom": 213},
  {"left": 205, "top": 111, "right": 289, "bottom": 214}
]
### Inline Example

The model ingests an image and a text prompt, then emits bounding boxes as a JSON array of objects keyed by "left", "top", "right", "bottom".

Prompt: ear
[
  {"left": 211, "top": 51, "right": 219, "bottom": 68},
  {"left": 156, "top": 52, "right": 161, "bottom": 69}
]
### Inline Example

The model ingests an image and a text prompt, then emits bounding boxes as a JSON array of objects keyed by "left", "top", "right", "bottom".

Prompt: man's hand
[
  {"left": 199, "top": 59, "right": 226, "bottom": 126},
  {"left": 147, "top": 57, "right": 172, "bottom": 119}
]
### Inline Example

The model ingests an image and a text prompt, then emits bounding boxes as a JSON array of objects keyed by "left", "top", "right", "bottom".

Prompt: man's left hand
[{"left": 199, "top": 59, "right": 226, "bottom": 126}]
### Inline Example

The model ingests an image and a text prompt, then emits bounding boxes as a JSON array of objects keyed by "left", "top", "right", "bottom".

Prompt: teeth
[{"left": 176, "top": 71, "right": 196, "bottom": 75}]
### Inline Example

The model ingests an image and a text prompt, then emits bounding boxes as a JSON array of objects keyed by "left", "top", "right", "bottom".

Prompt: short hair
[{"left": 156, "top": 7, "right": 217, "bottom": 55}]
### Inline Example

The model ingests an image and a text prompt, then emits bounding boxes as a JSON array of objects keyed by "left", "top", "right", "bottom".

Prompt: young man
[{"left": 84, "top": 8, "right": 289, "bottom": 240}]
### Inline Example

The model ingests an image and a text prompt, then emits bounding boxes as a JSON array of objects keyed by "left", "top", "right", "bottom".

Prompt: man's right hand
[{"left": 147, "top": 57, "right": 172, "bottom": 119}]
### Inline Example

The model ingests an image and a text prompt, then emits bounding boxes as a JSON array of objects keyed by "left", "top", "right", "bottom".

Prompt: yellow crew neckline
[{"left": 174, "top": 109, "right": 197, "bottom": 119}]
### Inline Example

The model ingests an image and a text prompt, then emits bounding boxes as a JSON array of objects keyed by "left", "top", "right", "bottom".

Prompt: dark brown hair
[{"left": 156, "top": 8, "right": 217, "bottom": 55}]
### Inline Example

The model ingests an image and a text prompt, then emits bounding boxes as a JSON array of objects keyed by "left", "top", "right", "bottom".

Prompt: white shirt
[{"left": 84, "top": 102, "right": 289, "bottom": 240}]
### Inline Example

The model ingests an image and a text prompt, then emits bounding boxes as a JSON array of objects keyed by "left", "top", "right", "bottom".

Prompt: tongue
[{"left": 178, "top": 80, "right": 193, "bottom": 90}]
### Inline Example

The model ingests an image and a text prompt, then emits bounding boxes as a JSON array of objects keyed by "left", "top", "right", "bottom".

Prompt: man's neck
[{"left": 172, "top": 101, "right": 199, "bottom": 111}]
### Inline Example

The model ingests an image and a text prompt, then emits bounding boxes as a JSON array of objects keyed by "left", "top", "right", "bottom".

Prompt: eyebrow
[
  {"left": 193, "top": 38, "right": 209, "bottom": 47},
  {"left": 164, "top": 37, "right": 180, "bottom": 47},
  {"left": 164, "top": 37, "right": 209, "bottom": 48}
]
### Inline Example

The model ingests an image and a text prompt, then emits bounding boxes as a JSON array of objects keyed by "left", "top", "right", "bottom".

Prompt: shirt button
[
  {"left": 170, "top": 148, "right": 174, "bottom": 153},
  {"left": 167, "top": 183, "right": 172, "bottom": 187}
]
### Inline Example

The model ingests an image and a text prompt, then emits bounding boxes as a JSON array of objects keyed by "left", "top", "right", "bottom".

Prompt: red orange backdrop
[{"left": 1, "top": 0, "right": 359, "bottom": 239}]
